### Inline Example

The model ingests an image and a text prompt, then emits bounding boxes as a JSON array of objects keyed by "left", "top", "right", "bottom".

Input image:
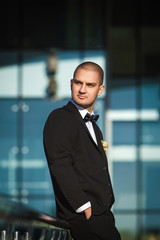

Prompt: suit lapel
[
  {"left": 64, "top": 102, "right": 104, "bottom": 154},
  {"left": 93, "top": 123, "right": 105, "bottom": 154}
]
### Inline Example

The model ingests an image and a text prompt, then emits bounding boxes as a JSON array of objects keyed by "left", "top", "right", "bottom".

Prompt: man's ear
[
  {"left": 70, "top": 79, "right": 73, "bottom": 90},
  {"left": 98, "top": 85, "right": 105, "bottom": 96}
]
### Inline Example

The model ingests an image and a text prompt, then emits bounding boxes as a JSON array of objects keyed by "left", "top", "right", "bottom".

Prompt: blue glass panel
[
  {"left": 113, "top": 121, "right": 137, "bottom": 145},
  {"left": 141, "top": 122, "right": 160, "bottom": 145},
  {"left": 113, "top": 162, "right": 137, "bottom": 210},
  {"left": 110, "top": 78, "right": 160, "bottom": 110},
  {"left": 0, "top": 100, "right": 17, "bottom": 157},
  {"left": 141, "top": 79, "right": 160, "bottom": 109},
  {"left": 110, "top": 78, "right": 136, "bottom": 109},
  {"left": 0, "top": 100, "right": 18, "bottom": 194},
  {"left": 142, "top": 162, "right": 160, "bottom": 209},
  {"left": 142, "top": 214, "right": 160, "bottom": 232}
]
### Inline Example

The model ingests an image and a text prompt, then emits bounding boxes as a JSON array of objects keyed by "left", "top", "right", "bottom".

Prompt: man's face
[{"left": 70, "top": 68, "right": 105, "bottom": 113}]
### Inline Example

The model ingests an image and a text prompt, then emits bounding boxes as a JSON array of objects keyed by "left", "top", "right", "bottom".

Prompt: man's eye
[{"left": 75, "top": 81, "right": 81, "bottom": 85}]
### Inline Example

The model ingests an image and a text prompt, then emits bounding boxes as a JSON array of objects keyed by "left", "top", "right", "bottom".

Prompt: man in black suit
[{"left": 43, "top": 61, "right": 121, "bottom": 240}]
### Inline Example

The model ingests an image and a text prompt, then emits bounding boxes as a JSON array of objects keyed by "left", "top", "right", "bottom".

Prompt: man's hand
[{"left": 84, "top": 207, "right": 92, "bottom": 220}]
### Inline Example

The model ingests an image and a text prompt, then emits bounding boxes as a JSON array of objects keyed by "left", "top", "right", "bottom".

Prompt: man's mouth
[{"left": 78, "top": 95, "right": 86, "bottom": 99}]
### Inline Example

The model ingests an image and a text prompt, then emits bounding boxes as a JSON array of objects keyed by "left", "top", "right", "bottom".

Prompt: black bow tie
[{"left": 84, "top": 113, "right": 99, "bottom": 123}]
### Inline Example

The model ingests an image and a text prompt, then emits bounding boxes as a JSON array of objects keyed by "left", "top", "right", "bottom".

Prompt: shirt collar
[{"left": 70, "top": 99, "right": 94, "bottom": 119}]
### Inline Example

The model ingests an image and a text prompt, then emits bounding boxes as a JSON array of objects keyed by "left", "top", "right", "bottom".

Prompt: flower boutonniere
[{"left": 101, "top": 140, "right": 109, "bottom": 152}]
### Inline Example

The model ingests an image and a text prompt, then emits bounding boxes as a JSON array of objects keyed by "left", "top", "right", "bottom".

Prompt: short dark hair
[{"left": 73, "top": 61, "right": 104, "bottom": 85}]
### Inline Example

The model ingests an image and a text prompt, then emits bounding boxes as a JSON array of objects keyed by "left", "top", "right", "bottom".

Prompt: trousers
[{"left": 68, "top": 210, "right": 121, "bottom": 240}]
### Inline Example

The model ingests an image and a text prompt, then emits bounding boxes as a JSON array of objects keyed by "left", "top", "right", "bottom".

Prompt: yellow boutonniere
[{"left": 101, "top": 140, "right": 109, "bottom": 152}]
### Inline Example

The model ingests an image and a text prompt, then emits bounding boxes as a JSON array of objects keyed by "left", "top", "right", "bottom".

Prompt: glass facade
[{"left": 1, "top": 0, "right": 160, "bottom": 239}]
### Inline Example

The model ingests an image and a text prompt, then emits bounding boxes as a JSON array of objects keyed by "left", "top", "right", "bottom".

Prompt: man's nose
[{"left": 79, "top": 83, "right": 86, "bottom": 92}]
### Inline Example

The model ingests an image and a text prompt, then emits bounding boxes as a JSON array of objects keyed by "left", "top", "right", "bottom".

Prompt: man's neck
[{"left": 70, "top": 99, "right": 94, "bottom": 114}]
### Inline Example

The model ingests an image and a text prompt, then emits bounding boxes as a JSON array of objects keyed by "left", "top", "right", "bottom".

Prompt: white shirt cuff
[{"left": 76, "top": 201, "right": 91, "bottom": 213}]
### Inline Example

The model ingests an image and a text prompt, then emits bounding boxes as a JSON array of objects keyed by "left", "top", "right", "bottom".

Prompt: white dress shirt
[{"left": 70, "top": 99, "right": 98, "bottom": 213}]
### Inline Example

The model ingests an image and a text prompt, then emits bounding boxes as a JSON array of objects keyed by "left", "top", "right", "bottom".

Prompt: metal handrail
[{"left": 0, "top": 195, "right": 72, "bottom": 240}]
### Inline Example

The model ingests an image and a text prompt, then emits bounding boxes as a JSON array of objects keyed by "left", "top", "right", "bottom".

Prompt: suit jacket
[{"left": 43, "top": 101, "right": 114, "bottom": 221}]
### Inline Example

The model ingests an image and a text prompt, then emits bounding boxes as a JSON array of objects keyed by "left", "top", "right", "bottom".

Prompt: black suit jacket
[{"left": 43, "top": 101, "right": 114, "bottom": 221}]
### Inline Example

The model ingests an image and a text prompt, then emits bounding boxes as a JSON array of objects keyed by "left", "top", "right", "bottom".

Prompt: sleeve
[
  {"left": 76, "top": 201, "right": 91, "bottom": 213},
  {"left": 43, "top": 110, "right": 89, "bottom": 211}
]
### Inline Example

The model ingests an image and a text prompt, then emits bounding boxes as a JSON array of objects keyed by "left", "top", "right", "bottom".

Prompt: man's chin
[{"left": 76, "top": 101, "right": 92, "bottom": 109}]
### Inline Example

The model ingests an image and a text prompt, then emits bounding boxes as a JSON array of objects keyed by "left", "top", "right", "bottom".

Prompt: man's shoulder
[
  {"left": 46, "top": 102, "right": 76, "bottom": 122},
  {"left": 43, "top": 102, "right": 78, "bottom": 135}
]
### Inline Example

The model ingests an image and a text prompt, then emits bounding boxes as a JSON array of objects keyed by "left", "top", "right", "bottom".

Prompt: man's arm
[{"left": 43, "top": 110, "right": 89, "bottom": 212}]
